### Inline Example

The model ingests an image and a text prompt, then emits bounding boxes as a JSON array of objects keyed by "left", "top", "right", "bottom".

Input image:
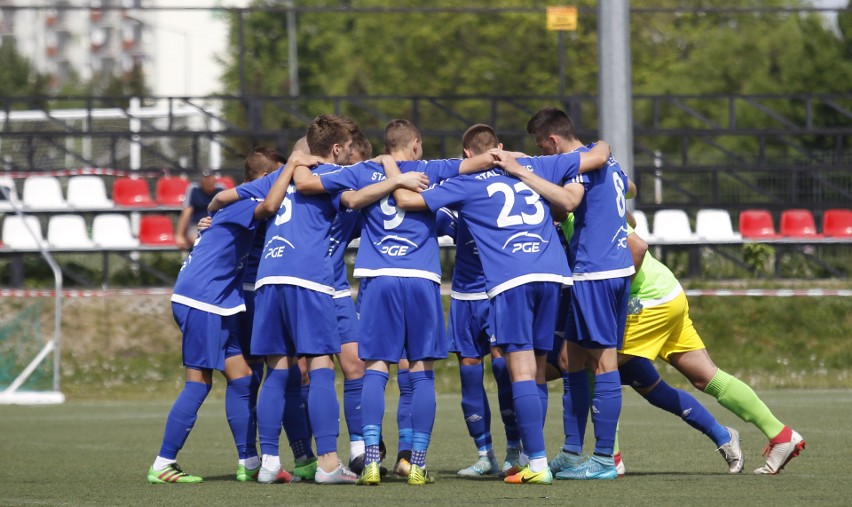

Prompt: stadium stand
[
  {"left": 651, "top": 209, "right": 697, "bottom": 243},
  {"left": 22, "top": 176, "right": 69, "bottom": 210},
  {"left": 0, "top": 177, "right": 20, "bottom": 210},
  {"left": 139, "top": 215, "right": 177, "bottom": 246},
  {"left": 780, "top": 209, "right": 821, "bottom": 238},
  {"left": 113, "top": 177, "right": 156, "bottom": 207},
  {"left": 67, "top": 176, "right": 114, "bottom": 210},
  {"left": 822, "top": 209, "right": 852, "bottom": 238},
  {"left": 632, "top": 210, "right": 653, "bottom": 241},
  {"left": 47, "top": 214, "right": 95, "bottom": 249},
  {"left": 738, "top": 209, "right": 780, "bottom": 239},
  {"left": 216, "top": 175, "right": 236, "bottom": 190},
  {"left": 155, "top": 176, "right": 190, "bottom": 206}
]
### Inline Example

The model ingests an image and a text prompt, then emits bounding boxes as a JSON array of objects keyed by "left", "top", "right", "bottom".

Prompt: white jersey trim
[
  {"left": 572, "top": 266, "right": 636, "bottom": 281},
  {"left": 170, "top": 294, "right": 246, "bottom": 316},
  {"left": 354, "top": 268, "right": 442, "bottom": 284},
  {"left": 486, "top": 273, "right": 569, "bottom": 299},
  {"left": 639, "top": 284, "right": 684, "bottom": 309},
  {"left": 332, "top": 288, "right": 352, "bottom": 299},
  {"left": 451, "top": 290, "right": 488, "bottom": 301},
  {"left": 254, "top": 276, "right": 336, "bottom": 295}
]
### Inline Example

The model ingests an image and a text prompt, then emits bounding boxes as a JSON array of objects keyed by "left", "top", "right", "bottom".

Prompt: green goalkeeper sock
[{"left": 704, "top": 369, "right": 785, "bottom": 439}]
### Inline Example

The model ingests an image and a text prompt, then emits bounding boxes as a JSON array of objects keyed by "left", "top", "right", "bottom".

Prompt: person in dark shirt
[{"left": 176, "top": 170, "right": 224, "bottom": 250}]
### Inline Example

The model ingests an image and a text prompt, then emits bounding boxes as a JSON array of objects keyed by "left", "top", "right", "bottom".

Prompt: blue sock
[
  {"left": 226, "top": 375, "right": 256, "bottom": 459},
  {"left": 397, "top": 369, "right": 413, "bottom": 453},
  {"left": 362, "top": 370, "right": 389, "bottom": 465},
  {"left": 343, "top": 377, "right": 364, "bottom": 442},
  {"left": 459, "top": 364, "right": 490, "bottom": 451},
  {"left": 562, "top": 371, "right": 589, "bottom": 454},
  {"left": 512, "top": 380, "right": 546, "bottom": 460},
  {"left": 537, "top": 382, "right": 548, "bottom": 428},
  {"left": 308, "top": 368, "right": 339, "bottom": 456},
  {"left": 645, "top": 380, "right": 731, "bottom": 447},
  {"left": 409, "top": 370, "right": 436, "bottom": 467},
  {"left": 301, "top": 382, "right": 312, "bottom": 438},
  {"left": 159, "top": 381, "right": 211, "bottom": 459},
  {"left": 249, "top": 362, "right": 264, "bottom": 411},
  {"left": 592, "top": 370, "right": 622, "bottom": 456},
  {"left": 491, "top": 357, "right": 520, "bottom": 445},
  {"left": 257, "top": 368, "right": 290, "bottom": 456},
  {"left": 275, "top": 365, "right": 311, "bottom": 459}
]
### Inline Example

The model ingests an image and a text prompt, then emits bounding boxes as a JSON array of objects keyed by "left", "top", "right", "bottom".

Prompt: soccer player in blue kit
[
  {"left": 387, "top": 123, "right": 611, "bottom": 485},
  {"left": 147, "top": 148, "right": 321, "bottom": 484},
  {"left": 218, "top": 116, "right": 428, "bottom": 485},
  {"left": 296, "top": 119, "right": 498, "bottom": 486},
  {"left": 508, "top": 108, "right": 635, "bottom": 480}
]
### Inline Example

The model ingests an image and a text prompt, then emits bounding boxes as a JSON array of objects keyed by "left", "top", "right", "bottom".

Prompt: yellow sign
[{"left": 547, "top": 6, "right": 578, "bottom": 31}]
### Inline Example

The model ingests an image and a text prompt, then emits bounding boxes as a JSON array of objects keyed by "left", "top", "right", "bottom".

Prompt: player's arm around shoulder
[
  {"left": 458, "top": 151, "right": 498, "bottom": 174},
  {"left": 292, "top": 151, "right": 330, "bottom": 195},
  {"left": 255, "top": 152, "right": 323, "bottom": 219},
  {"left": 372, "top": 154, "right": 430, "bottom": 212},
  {"left": 491, "top": 148, "right": 582, "bottom": 214},
  {"left": 340, "top": 155, "right": 428, "bottom": 210},
  {"left": 578, "top": 140, "right": 611, "bottom": 173}
]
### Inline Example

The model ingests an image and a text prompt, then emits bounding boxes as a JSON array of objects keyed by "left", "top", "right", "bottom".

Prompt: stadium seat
[
  {"left": 47, "top": 214, "right": 95, "bottom": 249},
  {"left": 22, "top": 175, "right": 69, "bottom": 210},
  {"left": 738, "top": 209, "right": 780, "bottom": 239},
  {"left": 651, "top": 209, "right": 696, "bottom": 242},
  {"left": 631, "top": 210, "right": 653, "bottom": 240},
  {"left": 780, "top": 209, "right": 821, "bottom": 238},
  {"left": 2, "top": 215, "right": 46, "bottom": 249},
  {"left": 67, "top": 176, "right": 114, "bottom": 209},
  {"left": 216, "top": 176, "right": 236, "bottom": 190},
  {"left": 92, "top": 214, "right": 139, "bottom": 248},
  {"left": 695, "top": 209, "right": 741, "bottom": 241},
  {"left": 0, "top": 177, "right": 21, "bottom": 210},
  {"left": 822, "top": 209, "right": 852, "bottom": 238},
  {"left": 139, "top": 215, "right": 177, "bottom": 246},
  {"left": 112, "top": 177, "right": 156, "bottom": 207},
  {"left": 155, "top": 176, "right": 190, "bottom": 206}
]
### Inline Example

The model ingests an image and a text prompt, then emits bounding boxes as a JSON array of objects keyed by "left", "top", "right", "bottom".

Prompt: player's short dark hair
[
  {"left": 526, "top": 107, "right": 577, "bottom": 142},
  {"left": 244, "top": 146, "right": 285, "bottom": 182},
  {"left": 462, "top": 124, "right": 499, "bottom": 157},
  {"left": 351, "top": 131, "right": 373, "bottom": 161},
  {"left": 384, "top": 119, "right": 421, "bottom": 154},
  {"left": 306, "top": 114, "right": 359, "bottom": 158}
]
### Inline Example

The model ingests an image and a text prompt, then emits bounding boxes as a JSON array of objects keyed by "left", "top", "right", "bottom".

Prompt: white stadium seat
[
  {"left": 67, "top": 176, "right": 114, "bottom": 209},
  {"left": 22, "top": 176, "right": 69, "bottom": 210},
  {"left": 652, "top": 209, "right": 697, "bottom": 242},
  {"left": 47, "top": 214, "right": 95, "bottom": 249},
  {"left": 695, "top": 209, "right": 741, "bottom": 241},
  {"left": 92, "top": 214, "right": 139, "bottom": 248},
  {"left": 631, "top": 209, "right": 653, "bottom": 241},
  {"left": 2, "top": 215, "right": 46, "bottom": 249}
]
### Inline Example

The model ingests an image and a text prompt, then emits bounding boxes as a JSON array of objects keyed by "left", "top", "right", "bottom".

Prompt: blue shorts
[
  {"left": 236, "top": 289, "right": 261, "bottom": 359},
  {"left": 448, "top": 298, "right": 492, "bottom": 359},
  {"left": 568, "top": 277, "right": 631, "bottom": 349},
  {"left": 172, "top": 303, "right": 242, "bottom": 371},
  {"left": 489, "top": 282, "right": 560, "bottom": 355},
  {"left": 547, "top": 286, "right": 573, "bottom": 368},
  {"left": 358, "top": 276, "right": 448, "bottom": 362},
  {"left": 251, "top": 284, "right": 340, "bottom": 357},
  {"left": 334, "top": 295, "right": 359, "bottom": 344}
]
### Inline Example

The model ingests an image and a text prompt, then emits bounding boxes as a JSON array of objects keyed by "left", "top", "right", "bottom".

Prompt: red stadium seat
[
  {"left": 738, "top": 209, "right": 779, "bottom": 239},
  {"left": 113, "top": 177, "right": 156, "bottom": 207},
  {"left": 822, "top": 209, "right": 852, "bottom": 238},
  {"left": 780, "top": 209, "right": 821, "bottom": 238},
  {"left": 155, "top": 176, "right": 190, "bottom": 206},
  {"left": 216, "top": 176, "right": 236, "bottom": 190},
  {"left": 139, "top": 215, "right": 177, "bottom": 246}
]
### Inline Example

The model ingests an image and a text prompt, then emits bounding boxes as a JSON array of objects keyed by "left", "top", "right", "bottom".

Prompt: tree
[{"left": 0, "top": 40, "right": 49, "bottom": 104}]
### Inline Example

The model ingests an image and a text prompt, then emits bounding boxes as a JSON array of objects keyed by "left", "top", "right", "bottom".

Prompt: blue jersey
[
  {"left": 171, "top": 198, "right": 261, "bottom": 315},
  {"left": 567, "top": 144, "right": 634, "bottom": 280},
  {"left": 328, "top": 207, "right": 362, "bottom": 295},
  {"left": 241, "top": 220, "right": 266, "bottom": 292},
  {"left": 237, "top": 166, "right": 337, "bottom": 293},
  {"left": 422, "top": 153, "right": 581, "bottom": 297},
  {"left": 320, "top": 159, "right": 462, "bottom": 283},
  {"left": 436, "top": 207, "right": 487, "bottom": 299}
]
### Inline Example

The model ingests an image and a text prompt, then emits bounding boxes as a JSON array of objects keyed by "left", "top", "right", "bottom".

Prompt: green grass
[{"left": 0, "top": 389, "right": 847, "bottom": 506}]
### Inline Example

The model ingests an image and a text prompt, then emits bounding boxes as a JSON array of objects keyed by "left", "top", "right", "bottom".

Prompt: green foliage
[
  {"left": 0, "top": 41, "right": 49, "bottom": 103},
  {"left": 742, "top": 243, "right": 775, "bottom": 276}
]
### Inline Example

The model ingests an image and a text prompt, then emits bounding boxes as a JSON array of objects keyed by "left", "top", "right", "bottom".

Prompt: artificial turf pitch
[{"left": 1, "top": 388, "right": 847, "bottom": 506}]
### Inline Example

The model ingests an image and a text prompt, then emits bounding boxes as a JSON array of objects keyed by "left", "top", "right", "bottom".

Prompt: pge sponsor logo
[
  {"left": 501, "top": 231, "right": 549, "bottom": 253},
  {"left": 374, "top": 235, "right": 418, "bottom": 257},
  {"left": 263, "top": 235, "right": 296, "bottom": 259}
]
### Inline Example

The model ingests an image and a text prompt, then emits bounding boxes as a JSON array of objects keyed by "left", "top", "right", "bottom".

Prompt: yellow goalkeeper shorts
[{"left": 620, "top": 291, "right": 705, "bottom": 362}]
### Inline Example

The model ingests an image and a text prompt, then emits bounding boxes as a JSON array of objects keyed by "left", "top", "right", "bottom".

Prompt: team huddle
[{"left": 147, "top": 108, "right": 805, "bottom": 486}]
